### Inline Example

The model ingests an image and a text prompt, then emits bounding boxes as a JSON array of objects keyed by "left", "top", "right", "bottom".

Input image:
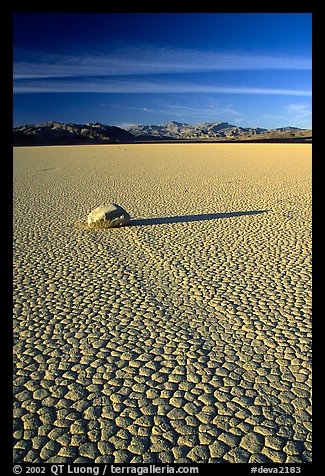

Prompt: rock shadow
[{"left": 129, "top": 210, "right": 268, "bottom": 227}]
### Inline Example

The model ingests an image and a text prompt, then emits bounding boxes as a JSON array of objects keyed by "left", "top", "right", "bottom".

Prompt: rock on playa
[{"left": 87, "top": 204, "right": 130, "bottom": 229}]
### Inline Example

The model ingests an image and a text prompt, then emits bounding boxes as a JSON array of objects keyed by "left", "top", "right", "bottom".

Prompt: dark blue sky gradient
[{"left": 13, "top": 13, "right": 312, "bottom": 128}]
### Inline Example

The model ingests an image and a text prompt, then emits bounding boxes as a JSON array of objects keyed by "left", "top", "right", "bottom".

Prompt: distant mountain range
[
  {"left": 12, "top": 121, "right": 134, "bottom": 146},
  {"left": 13, "top": 120, "right": 312, "bottom": 146},
  {"left": 126, "top": 121, "right": 311, "bottom": 141}
]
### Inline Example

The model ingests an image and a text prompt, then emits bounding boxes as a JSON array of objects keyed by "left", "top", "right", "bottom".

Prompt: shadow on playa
[{"left": 129, "top": 209, "right": 268, "bottom": 227}]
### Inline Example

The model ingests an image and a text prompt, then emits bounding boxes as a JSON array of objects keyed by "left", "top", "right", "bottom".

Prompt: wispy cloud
[
  {"left": 158, "top": 102, "right": 242, "bottom": 116},
  {"left": 285, "top": 103, "right": 312, "bottom": 121},
  {"left": 140, "top": 101, "right": 244, "bottom": 122},
  {"left": 262, "top": 102, "right": 312, "bottom": 128},
  {"left": 13, "top": 45, "right": 312, "bottom": 100},
  {"left": 13, "top": 76, "right": 312, "bottom": 96},
  {"left": 109, "top": 100, "right": 243, "bottom": 123},
  {"left": 14, "top": 46, "right": 312, "bottom": 80}
]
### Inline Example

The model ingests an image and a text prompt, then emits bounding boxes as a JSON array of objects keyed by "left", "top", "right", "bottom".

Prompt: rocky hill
[
  {"left": 13, "top": 120, "right": 312, "bottom": 145},
  {"left": 126, "top": 121, "right": 311, "bottom": 141},
  {"left": 13, "top": 121, "right": 134, "bottom": 146},
  {"left": 126, "top": 121, "right": 265, "bottom": 139}
]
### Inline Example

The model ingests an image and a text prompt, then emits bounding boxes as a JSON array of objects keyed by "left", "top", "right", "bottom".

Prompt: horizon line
[{"left": 13, "top": 119, "right": 312, "bottom": 131}]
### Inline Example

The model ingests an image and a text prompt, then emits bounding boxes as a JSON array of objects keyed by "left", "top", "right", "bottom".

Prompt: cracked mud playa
[{"left": 13, "top": 143, "right": 312, "bottom": 463}]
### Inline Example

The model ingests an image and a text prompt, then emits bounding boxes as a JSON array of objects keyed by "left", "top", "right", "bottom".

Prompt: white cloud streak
[
  {"left": 262, "top": 102, "right": 312, "bottom": 128},
  {"left": 110, "top": 101, "right": 244, "bottom": 123},
  {"left": 13, "top": 77, "right": 312, "bottom": 96},
  {"left": 13, "top": 46, "right": 312, "bottom": 98},
  {"left": 285, "top": 103, "right": 312, "bottom": 125},
  {"left": 285, "top": 103, "right": 311, "bottom": 117},
  {"left": 14, "top": 46, "right": 311, "bottom": 80}
]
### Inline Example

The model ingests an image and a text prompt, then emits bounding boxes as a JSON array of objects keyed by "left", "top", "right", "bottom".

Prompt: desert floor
[{"left": 13, "top": 143, "right": 312, "bottom": 463}]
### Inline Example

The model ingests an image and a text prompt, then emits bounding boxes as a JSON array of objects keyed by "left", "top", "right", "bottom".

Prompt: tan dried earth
[{"left": 13, "top": 143, "right": 312, "bottom": 463}]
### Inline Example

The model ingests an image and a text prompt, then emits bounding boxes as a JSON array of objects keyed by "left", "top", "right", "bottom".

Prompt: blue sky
[{"left": 13, "top": 13, "right": 312, "bottom": 129}]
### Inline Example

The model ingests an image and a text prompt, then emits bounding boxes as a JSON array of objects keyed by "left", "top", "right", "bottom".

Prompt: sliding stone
[{"left": 87, "top": 204, "right": 130, "bottom": 229}]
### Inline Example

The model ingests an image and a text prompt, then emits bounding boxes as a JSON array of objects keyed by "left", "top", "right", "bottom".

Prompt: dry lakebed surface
[{"left": 13, "top": 143, "right": 312, "bottom": 464}]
